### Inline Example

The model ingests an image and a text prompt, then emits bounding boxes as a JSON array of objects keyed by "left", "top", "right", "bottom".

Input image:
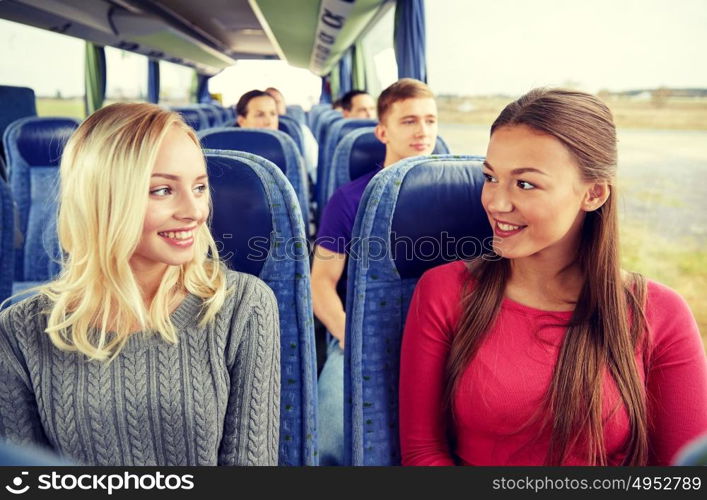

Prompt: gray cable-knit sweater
[{"left": 0, "top": 270, "right": 280, "bottom": 465}]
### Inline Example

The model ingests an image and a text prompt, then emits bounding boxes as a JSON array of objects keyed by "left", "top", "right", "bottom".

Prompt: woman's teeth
[
  {"left": 159, "top": 230, "right": 193, "bottom": 240},
  {"left": 498, "top": 222, "right": 521, "bottom": 231}
]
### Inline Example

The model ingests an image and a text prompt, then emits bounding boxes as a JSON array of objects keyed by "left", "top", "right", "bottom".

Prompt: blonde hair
[{"left": 38, "top": 102, "right": 228, "bottom": 361}]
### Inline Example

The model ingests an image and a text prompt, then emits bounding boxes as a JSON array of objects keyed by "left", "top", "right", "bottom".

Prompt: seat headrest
[
  {"left": 172, "top": 107, "right": 205, "bottom": 131},
  {"left": 0, "top": 86, "right": 37, "bottom": 137},
  {"left": 206, "top": 154, "right": 273, "bottom": 276},
  {"left": 390, "top": 159, "right": 492, "bottom": 279},
  {"left": 349, "top": 131, "right": 386, "bottom": 180},
  {"left": 200, "top": 129, "right": 288, "bottom": 174},
  {"left": 12, "top": 118, "right": 78, "bottom": 167},
  {"left": 347, "top": 132, "right": 452, "bottom": 181}
]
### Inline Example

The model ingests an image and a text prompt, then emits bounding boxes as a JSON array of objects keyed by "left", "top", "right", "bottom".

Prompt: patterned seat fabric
[
  {"left": 0, "top": 178, "right": 14, "bottom": 305},
  {"left": 343, "top": 155, "right": 491, "bottom": 465},
  {"left": 3, "top": 117, "right": 79, "bottom": 286},
  {"left": 199, "top": 128, "right": 310, "bottom": 230},
  {"left": 205, "top": 151, "right": 318, "bottom": 466},
  {"left": 171, "top": 106, "right": 209, "bottom": 131}
]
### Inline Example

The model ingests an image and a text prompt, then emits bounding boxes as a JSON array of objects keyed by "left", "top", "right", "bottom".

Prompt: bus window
[
  {"left": 209, "top": 60, "right": 321, "bottom": 110},
  {"left": 357, "top": 7, "right": 397, "bottom": 98},
  {"left": 105, "top": 48, "right": 147, "bottom": 104},
  {"left": 0, "top": 18, "right": 84, "bottom": 119},
  {"left": 159, "top": 60, "right": 193, "bottom": 106}
]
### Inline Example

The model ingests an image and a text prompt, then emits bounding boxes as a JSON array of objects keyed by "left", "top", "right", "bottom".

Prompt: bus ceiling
[{"left": 0, "top": 0, "right": 395, "bottom": 77}]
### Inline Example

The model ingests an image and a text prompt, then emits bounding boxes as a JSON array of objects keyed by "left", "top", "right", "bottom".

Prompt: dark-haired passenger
[
  {"left": 340, "top": 90, "right": 376, "bottom": 119},
  {"left": 399, "top": 88, "right": 707, "bottom": 466},
  {"left": 235, "top": 89, "right": 278, "bottom": 130},
  {"left": 312, "top": 78, "right": 438, "bottom": 465}
]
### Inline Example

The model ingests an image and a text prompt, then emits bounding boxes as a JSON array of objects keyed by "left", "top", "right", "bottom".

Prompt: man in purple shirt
[{"left": 312, "top": 79, "right": 439, "bottom": 465}]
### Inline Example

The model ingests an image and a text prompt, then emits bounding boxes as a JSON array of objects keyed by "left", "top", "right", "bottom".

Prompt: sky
[
  {"left": 0, "top": 0, "right": 706, "bottom": 104},
  {"left": 426, "top": 0, "right": 707, "bottom": 96}
]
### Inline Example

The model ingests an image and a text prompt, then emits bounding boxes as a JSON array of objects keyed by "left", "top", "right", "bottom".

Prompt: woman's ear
[
  {"left": 236, "top": 115, "right": 246, "bottom": 127},
  {"left": 582, "top": 182, "right": 610, "bottom": 212}
]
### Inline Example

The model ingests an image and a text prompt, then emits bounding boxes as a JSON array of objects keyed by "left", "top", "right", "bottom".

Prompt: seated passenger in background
[
  {"left": 399, "top": 88, "right": 707, "bottom": 466},
  {"left": 340, "top": 89, "right": 377, "bottom": 119},
  {"left": 312, "top": 78, "right": 438, "bottom": 465},
  {"left": 236, "top": 89, "right": 279, "bottom": 130},
  {"left": 332, "top": 98, "right": 343, "bottom": 113},
  {"left": 265, "top": 86, "right": 287, "bottom": 115},
  {"left": 0, "top": 103, "right": 281, "bottom": 466}
]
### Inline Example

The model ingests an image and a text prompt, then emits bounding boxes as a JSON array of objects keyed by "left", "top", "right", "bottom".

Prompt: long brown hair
[{"left": 446, "top": 89, "right": 649, "bottom": 465}]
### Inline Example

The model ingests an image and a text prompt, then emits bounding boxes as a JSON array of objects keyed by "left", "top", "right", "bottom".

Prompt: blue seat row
[{"left": 171, "top": 103, "right": 235, "bottom": 131}]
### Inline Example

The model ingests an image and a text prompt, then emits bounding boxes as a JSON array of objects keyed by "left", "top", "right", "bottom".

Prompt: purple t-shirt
[{"left": 316, "top": 167, "right": 381, "bottom": 303}]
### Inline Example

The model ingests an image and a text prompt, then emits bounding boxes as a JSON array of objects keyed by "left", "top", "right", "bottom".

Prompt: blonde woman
[{"left": 0, "top": 103, "right": 280, "bottom": 465}]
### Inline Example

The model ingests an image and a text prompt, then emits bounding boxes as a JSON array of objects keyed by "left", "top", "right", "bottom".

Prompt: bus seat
[
  {"left": 217, "top": 106, "right": 231, "bottom": 126},
  {"left": 278, "top": 115, "right": 305, "bottom": 156},
  {"left": 673, "top": 433, "right": 707, "bottom": 465},
  {"left": 198, "top": 104, "right": 221, "bottom": 128},
  {"left": 279, "top": 115, "right": 317, "bottom": 189},
  {"left": 324, "top": 130, "right": 452, "bottom": 208},
  {"left": 308, "top": 103, "right": 332, "bottom": 130},
  {"left": 344, "top": 155, "right": 490, "bottom": 465},
  {"left": 3, "top": 117, "right": 79, "bottom": 284},
  {"left": 285, "top": 104, "right": 306, "bottom": 125},
  {"left": 172, "top": 106, "right": 209, "bottom": 131},
  {"left": 0, "top": 86, "right": 37, "bottom": 169},
  {"left": 435, "top": 135, "right": 451, "bottom": 154},
  {"left": 205, "top": 151, "right": 318, "bottom": 466},
  {"left": 317, "top": 119, "right": 377, "bottom": 215},
  {"left": 199, "top": 128, "right": 310, "bottom": 229},
  {"left": 0, "top": 439, "right": 73, "bottom": 465},
  {"left": 313, "top": 109, "right": 342, "bottom": 147},
  {"left": 0, "top": 177, "right": 14, "bottom": 305}
]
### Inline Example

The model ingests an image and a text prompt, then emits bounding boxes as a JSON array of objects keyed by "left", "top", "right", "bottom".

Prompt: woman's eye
[
  {"left": 194, "top": 184, "right": 208, "bottom": 194},
  {"left": 517, "top": 180, "right": 535, "bottom": 190},
  {"left": 483, "top": 173, "right": 497, "bottom": 183},
  {"left": 150, "top": 187, "right": 171, "bottom": 196}
]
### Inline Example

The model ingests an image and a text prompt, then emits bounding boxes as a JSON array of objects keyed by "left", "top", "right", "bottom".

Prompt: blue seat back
[
  {"left": 316, "top": 118, "right": 377, "bottom": 215},
  {"left": 343, "top": 155, "right": 492, "bottom": 465},
  {"left": 0, "top": 178, "right": 14, "bottom": 304},
  {"left": 218, "top": 106, "right": 231, "bottom": 126},
  {"left": 286, "top": 104, "right": 306, "bottom": 125},
  {"left": 172, "top": 106, "right": 209, "bottom": 131},
  {"left": 198, "top": 104, "right": 221, "bottom": 128},
  {"left": 199, "top": 128, "right": 309, "bottom": 226},
  {"left": 205, "top": 151, "right": 317, "bottom": 466},
  {"left": 0, "top": 86, "right": 37, "bottom": 173},
  {"left": 313, "top": 109, "right": 342, "bottom": 147},
  {"left": 279, "top": 115, "right": 317, "bottom": 188},
  {"left": 3, "top": 117, "right": 79, "bottom": 282},
  {"left": 325, "top": 130, "right": 452, "bottom": 207},
  {"left": 278, "top": 115, "right": 305, "bottom": 156},
  {"left": 308, "top": 103, "right": 332, "bottom": 130}
]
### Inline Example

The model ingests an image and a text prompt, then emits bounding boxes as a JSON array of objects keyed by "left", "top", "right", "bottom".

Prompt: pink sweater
[{"left": 399, "top": 261, "right": 707, "bottom": 465}]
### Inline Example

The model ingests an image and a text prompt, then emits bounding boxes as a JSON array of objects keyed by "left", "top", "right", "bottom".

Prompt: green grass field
[{"left": 620, "top": 222, "right": 707, "bottom": 346}]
